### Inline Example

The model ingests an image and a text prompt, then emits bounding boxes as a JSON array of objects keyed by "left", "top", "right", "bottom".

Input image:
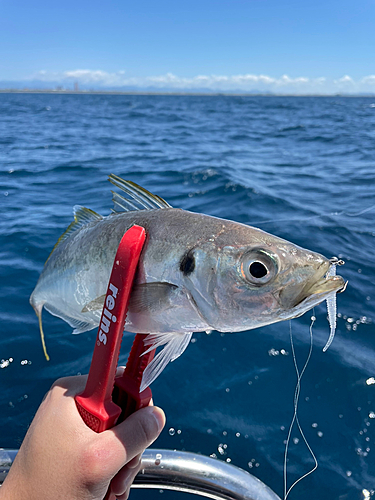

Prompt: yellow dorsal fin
[
  {"left": 46, "top": 206, "right": 103, "bottom": 263},
  {"left": 109, "top": 174, "right": 172, "bottom": 213}
]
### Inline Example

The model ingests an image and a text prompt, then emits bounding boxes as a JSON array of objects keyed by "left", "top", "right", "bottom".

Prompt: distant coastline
[{"left": 1, "top": 88, "right": 375, "bottom": 97}]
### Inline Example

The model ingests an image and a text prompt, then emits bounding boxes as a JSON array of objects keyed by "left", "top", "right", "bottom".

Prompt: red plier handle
[{"left": 74, "top": 225, "right": 155, "bottom": 499}]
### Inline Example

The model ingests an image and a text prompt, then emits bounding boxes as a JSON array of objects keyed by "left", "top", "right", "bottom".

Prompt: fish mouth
[{"left": 280, "top": 267, "right": 346, "bottom": 320}]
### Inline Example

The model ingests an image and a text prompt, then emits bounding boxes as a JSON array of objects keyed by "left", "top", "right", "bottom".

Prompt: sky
[{"left": 1, "top": 0, "right": 375, "bottom": 94}]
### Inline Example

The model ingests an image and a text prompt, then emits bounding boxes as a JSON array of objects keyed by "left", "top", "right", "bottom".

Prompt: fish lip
[
  {"left": 300, "top": 274, "right": 346, "bottom": 299},
  {"left": 280, "top": 269, "right": 346, "bottom": 320},
  {"left": 293, "top": 259, "right": 343, "bottom": 303}
]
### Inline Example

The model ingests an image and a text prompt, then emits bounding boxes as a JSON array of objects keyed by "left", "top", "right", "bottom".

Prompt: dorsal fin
[
  {"left": 72, "top": 206, "right": 103, "bottom": 226},
  {"left": 109, "top": 174, "right": 172, "bottom": 213},
  {"left": 46, "top": 206, "right": 103, "bottom": 262}
]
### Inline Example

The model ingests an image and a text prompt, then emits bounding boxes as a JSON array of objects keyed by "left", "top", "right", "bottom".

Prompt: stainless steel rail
[
  {"left": 0, "top": 448, "right": 281, "bottom": 500},
  {"left": 0, "top": 449, "right": 17, "bottom": 484}
]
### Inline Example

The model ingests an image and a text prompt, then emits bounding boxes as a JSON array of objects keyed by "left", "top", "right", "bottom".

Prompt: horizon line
[{"left": 1, "top": 88, "right": 375, "bottom": 98}]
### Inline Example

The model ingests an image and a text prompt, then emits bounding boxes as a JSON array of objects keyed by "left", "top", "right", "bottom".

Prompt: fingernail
[
  {"left": 116, "top": 365, "right": 126, "bottom": 377},
  {"left": 147, "top": 406, "right": 165, "bottom": 433}
]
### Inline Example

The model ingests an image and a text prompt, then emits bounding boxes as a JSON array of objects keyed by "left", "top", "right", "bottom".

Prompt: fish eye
[
  {"left": 249, "top": 261, "right": 268, "bottom": 278},
  {"left": 240, "top": 249, "right": 278, "bottom": 285}
]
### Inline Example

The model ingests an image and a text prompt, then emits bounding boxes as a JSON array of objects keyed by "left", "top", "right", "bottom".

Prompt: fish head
[{"left": 182, "top": 223, "right": 345, "bottom": 332}]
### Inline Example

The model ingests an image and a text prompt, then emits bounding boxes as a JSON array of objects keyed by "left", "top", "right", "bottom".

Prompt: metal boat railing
[{"left": 0, "top": 448, "right": 281, "bottom": 500}]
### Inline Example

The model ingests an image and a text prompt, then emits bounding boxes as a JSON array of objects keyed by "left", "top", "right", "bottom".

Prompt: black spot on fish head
[{"left": 180, "top": 249, "right": 195, "bottom": 276}]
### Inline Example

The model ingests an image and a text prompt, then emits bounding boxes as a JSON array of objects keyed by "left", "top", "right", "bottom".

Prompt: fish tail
[{"left": 30, "top": 298, "right": 50, "bottom": 361}]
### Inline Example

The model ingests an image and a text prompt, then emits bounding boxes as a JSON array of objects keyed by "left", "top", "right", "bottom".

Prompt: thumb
[{"left": 110, "top": 406, "right": 165, "bottom": 464}]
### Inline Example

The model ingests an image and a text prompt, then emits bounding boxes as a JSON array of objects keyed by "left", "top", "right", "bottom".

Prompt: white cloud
[
  {"left": 334, "top": 75, "right": 354, "bottom": 84},
  {"left": 142, "top": 72, "right": 313, "bottom": 89},
  {"left": 361, "top": 75, "right": 375, "bottom": 85},
  {"left": 28, "top": 70, "right": 375, "bottom": 94}
]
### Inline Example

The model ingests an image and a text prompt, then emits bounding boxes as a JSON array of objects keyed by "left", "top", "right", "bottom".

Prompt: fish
[{"left": 30, "top": 174, "right": 346, "bottom": 389}]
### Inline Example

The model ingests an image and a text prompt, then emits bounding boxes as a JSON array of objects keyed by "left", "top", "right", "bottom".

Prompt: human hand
[{"left": 0, "top": 370, "right": 165, "bottom": 500}]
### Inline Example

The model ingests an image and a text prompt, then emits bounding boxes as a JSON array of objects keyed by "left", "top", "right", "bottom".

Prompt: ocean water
[{"left": 1, "top": 93, "right": 375, "bottom": 500}]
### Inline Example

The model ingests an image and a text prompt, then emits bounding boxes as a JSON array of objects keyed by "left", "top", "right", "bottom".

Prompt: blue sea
[{"left": 1, "top": 93, "right": 375, "bottom": 500}]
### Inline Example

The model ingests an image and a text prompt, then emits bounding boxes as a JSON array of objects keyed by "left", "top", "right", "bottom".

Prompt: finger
[
  {"left": 51, "top": 374, "right": 89, "bottom": 397},
  {"left": 111, "top": 460, "right": 142, "bottom": 499},
  {"left": 116, "top": 365, "right": 126, "bottom": 377},
  {"left": 114, "top": 406, "right": 165, "bottom": 461},
  {"left": 102, "top": 406, "right": 165, "bottom": 466},
  {"left": 127, "top": 452, "right": 142, "bottom": 469}
]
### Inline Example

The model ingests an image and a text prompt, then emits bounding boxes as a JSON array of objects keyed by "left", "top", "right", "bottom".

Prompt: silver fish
[{"left": 30, "top": 175, "right": 345, "bottom": 389}]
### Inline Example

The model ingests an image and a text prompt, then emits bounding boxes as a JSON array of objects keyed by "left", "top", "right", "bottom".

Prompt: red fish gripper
[{"left": 75, "top": 224, "right": 155, "bottom": 432}]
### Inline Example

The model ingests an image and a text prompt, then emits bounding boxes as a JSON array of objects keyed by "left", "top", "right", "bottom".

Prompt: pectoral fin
[
  {"left": 129, "top": 282, "right": 179, "bottom": 313},
  {"left": 82, "top": 283, "right": 178, "bottom": 315}
]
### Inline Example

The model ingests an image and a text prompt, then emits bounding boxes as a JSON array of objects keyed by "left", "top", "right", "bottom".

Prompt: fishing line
[
  {"left": 250, "top": 203, "right": 375, "bottom": 226},
  {"left": 342, "top": 204, "right": 375, "bottom": 217},
  {"left": 283, "top": 316, "right": 318, "bottom": 500}
]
